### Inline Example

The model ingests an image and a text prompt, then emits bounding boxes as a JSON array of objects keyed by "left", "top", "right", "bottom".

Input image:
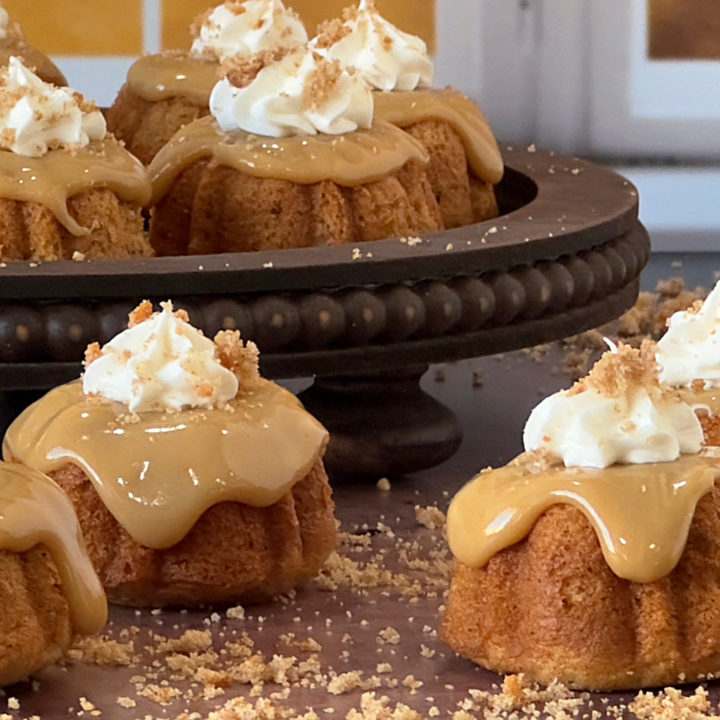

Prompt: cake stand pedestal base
[{"left": 298, "top": 366, "right": 463, "bottom": 480}]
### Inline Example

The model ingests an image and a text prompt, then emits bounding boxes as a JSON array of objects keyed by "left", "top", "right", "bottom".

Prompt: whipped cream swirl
[
  {"left": 83, "top": 302, "right": 239, "bottom": 413},
  {"left": 523, "top": 347, "right": 703, "bottom": 468},
  {"left": 656, "top": 280, "right": 720, "bottom": 389},
  {"left": 210, "top": 46, "right": 373, "bottom": 136},
  {"left": 0, "top": 57, "right": 106, "bottom": 158},
  {"left": 313, "top": 0, "right": 433, "bottom": 92},
  {"left": 191, "top": 0, "right": 307, "bottom": 62}
]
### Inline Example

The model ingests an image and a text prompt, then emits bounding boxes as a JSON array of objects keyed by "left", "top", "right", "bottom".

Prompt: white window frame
[
  {"left": 449, "top": 0, "right": 720, "bottom": 252},
  {"left": 588, "top": 0, "right": 720, "bottom": 157}
]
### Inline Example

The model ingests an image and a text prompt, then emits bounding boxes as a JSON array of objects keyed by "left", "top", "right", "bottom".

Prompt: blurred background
[{"left": 8, "top": 0, "right": 718, "bottom": 252}]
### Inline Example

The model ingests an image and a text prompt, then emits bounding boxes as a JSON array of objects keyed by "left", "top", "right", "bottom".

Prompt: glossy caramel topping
[
  {"left": 0, "top": 137, "right": 152, "bottom": 236},
  {"left": 0, "top": 37, "right": 67, "bottom": 87},
  {"left": 0, "top": 462, "right": 107, "bottom": 634},
  {"left": 149, "top": 116, "right": 429, "bottom": 203},
  {"left": 447, "top": 452, "right": 720, "bottom": 583},
  {"left": 127, "top": 53, "right": 219, "bottom": 106},
  {"left": 374, "top": 88, "right": 504, "bottom": 184},
  {"left": 679, "top": 387, "right": 720, "bottom": 417},
  {"left": 3, "top": 380, "right": 328, "bottom": 549}
]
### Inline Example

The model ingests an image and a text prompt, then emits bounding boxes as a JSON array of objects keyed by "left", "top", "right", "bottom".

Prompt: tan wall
[
  {"left": 5, "top": 0, "right": 143, "bottom": 55},
  {"left": 5, "top": 0, "right": 435, "bottom": 56},
  {"left": 256, "top": 0, "right": 436, "bottom": 52}
]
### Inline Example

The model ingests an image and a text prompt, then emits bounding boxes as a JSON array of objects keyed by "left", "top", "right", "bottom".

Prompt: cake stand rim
[{"left": 0, "top": 143, "right": 639, "bottom": 300}]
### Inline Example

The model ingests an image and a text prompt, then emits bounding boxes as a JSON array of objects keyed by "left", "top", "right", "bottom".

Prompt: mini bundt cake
[
  {"left": 4, "top": 301, "right": 336, "bottom": 607},
  {"left": 50, "top": 459, "right": 334, "bottom": 607},
  {"left": 657, "top": 279, "right": 720, "bottom": 446},
  {"left": 374, "top": 89, "right": 503, "bottom": 227},
  {"left": 0, "top": 2, "right": 66, "bottom": 86},
  {"left": 0, "top": 57, "right": 153, "bottom": 262},
  {"left": 107, "top": 0, "right": 307, "bottom": 165},
  {"left": 0, "top": 462, "right": 107, "bottom": 686},
  {"left": 148, "top": 46, "right": 443, "bottom": 254},
  {"left": 443, "top": 344, "right": 720, "bottom": 691},
  {"left": 313, "top": 0, "right": 504, "bottom": 228}
]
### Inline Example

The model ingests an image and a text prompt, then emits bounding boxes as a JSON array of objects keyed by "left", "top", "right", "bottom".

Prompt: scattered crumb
[
  {"left": 630, "top": 686, "right": 714, "bottom": 720},
  {"left": 327, "top": 671, "right": 367, "bottom": 695},
  {"left": 377, "top": 627, "right": 400, "bottom": 645},
  {"left": 79, "top": 697, "right": 96, "bottom": 712},
  {"left": 226, "top": 605, "right": 246, "bottom": 620},
  {"left": 376, "top": 477, "right": 391, "bottom": 492},
  {"left": 414, "top": 506, "right": 445, "bottom": 531},
  {"left": 67, "top": 636, "right": 136, "bottom": 666}
]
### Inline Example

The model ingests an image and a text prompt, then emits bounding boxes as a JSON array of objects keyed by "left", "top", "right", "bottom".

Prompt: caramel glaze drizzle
[
  {"left": 0, "top": 137, "right": 152, "bottom": 236},
  {"left": 679, "top": 387, "right": 720, "bottom": 417},
  {"left": 3, "top": 380, "right": 329, "bottom": 550},
  {"left": 373, "top": 88, "right": 505, "bottom": 185},
  {"left": 126, "top": 55, "right": 503, "bottom": 187},
  {"left": 149, "top": 117, "right": 429, "bottom": 205},
  {"left": 0, "top": 462, "right": 107, "bottom": 635},
  {"left": 127, "top": 53, "right": 219, "bottom": 107},
  {"left": 447, "top": 451, "right": 720, "bottom": 583}
]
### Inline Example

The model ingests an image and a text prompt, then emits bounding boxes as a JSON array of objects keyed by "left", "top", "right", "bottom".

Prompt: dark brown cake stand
[{"left": 0, "top": 144, "right": 649, "bottom": 478}]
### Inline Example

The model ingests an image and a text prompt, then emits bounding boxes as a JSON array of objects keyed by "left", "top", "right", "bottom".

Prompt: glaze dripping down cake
[
  {"left": 0, "top": 462, "right": 106, "bottom": 686},
  {"left": 4, "top": 301, "right": 336, "bottom": 607},
  {"left": 148, "top": 46, "right": 443, "bottom": 254},
  {"left": 0, "top": 57, "right": 153, "bottom": 262},
  {"left": 443, "top": 343, "right": 720, "bottom": 690},
  {"left": 312, "top": 0, "right": 503, "bottom": 228}
]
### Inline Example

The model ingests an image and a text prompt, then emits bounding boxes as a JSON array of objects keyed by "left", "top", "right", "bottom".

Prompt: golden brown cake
[
  {"left": 107, "top": 0, "right": 308, "bottom": 165},
  {"left": 51, "top": 459, "right": 335, "bottom": 607},
  {"left": 4, "top": 302, "right": 336, "bottom": 607},
  {"left": 313, "top": 1, "right": 504, "bottom": 228},
  {"left": 443, "top": 345, "right": 720, "bottom": 691},
  {"left": 148, "top": 48, "right": 443, "bottom": 255},
  {"left": 373, "top": 90, "right": 503, "bottom": 227},
  {"left": 699, "top": 408, "right": 720, "bottom": 446},
  {"left": 0, "top": 58, "right": 153, "bottom": 262},
  {"left": 0, "top": 181, "right": 152, "bottom": 262},
  {"left": 0, "top": 462, "right": 107, "bottom": 686},
  {"left": 105, "top": 53, "right": 217, "bottom": 166}
]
